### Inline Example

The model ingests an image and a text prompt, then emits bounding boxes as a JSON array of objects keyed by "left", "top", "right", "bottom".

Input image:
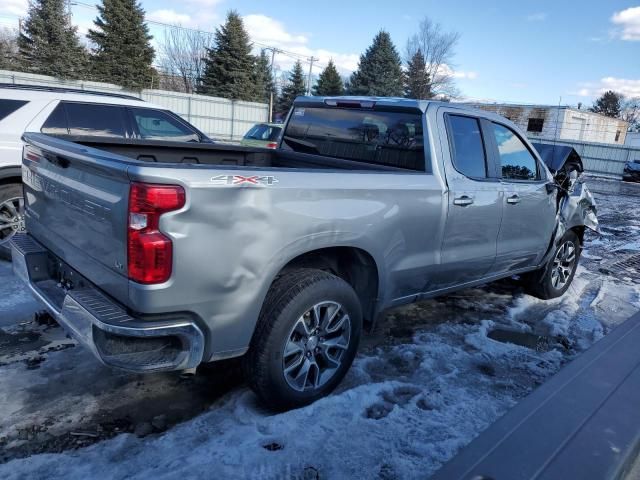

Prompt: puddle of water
[{"left": 487, "top": 328, "right": 552, "bottom": 352}]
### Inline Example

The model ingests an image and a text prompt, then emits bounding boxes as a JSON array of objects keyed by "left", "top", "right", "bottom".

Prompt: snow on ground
[{"left": 0, "top": 178, "right": 639, "bottom": 479}]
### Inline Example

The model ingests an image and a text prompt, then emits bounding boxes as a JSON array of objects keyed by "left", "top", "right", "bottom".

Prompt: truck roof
[
  {"left": 292, "top": 95, "right": 518, "bottom": 125},
  {"left": 293, "top": 95, "right": 436, "bottom": 111}
]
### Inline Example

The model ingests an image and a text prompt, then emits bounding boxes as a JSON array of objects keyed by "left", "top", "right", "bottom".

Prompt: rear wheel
[
  {"left": 524, "top": 230, "right": 581, "bottom": 299},
  {"left": 245, "top": 269, "right": 362, "bottom": 410},
  {"left": 0, "top": 183, "right": 25, "bottom": 261}
]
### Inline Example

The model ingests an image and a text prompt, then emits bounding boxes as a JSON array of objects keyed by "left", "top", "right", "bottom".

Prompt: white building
[{"left": 468, "top": 103, "right": 629, "bottom": 145}]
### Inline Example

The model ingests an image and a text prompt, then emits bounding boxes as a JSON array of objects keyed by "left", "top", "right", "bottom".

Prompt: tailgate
[{"left": 21, "top": 133, "right": 133, "bottom": 303}]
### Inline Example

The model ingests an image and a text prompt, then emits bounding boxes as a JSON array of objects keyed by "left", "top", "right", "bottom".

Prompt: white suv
[{"left": 0, "top": 84, "right": 210, "bottom": 259}]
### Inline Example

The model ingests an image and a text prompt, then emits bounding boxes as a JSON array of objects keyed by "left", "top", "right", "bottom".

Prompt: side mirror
[{"left": 545, "top": 182, "right": 557, "bottom": 194}]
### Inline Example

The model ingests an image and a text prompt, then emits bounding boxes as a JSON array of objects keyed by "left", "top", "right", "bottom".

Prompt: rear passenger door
[
  {"left": 434, "top": 108, "right": 503, "bottom": 289},
  {"left": 488, "top": 122, "right": 556, "bottom": 272}
]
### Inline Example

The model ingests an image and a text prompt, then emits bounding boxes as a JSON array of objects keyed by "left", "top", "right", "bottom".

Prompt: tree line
[
  {"left": 589, "top": 91, "right": 640, "bottom": 131},
  {"left": 0, "top": 1, "right": 462, "bottom": 117}
]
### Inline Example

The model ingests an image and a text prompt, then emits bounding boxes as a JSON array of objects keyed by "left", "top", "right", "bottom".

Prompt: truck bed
[{"left": 64, "top": 136, "right": 410, "bottom": 171}]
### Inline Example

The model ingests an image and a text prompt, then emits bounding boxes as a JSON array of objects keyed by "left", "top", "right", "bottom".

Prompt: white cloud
[
  {"left": 435, "top": 63, "right": 478, "bottom": 81},
  {"left": 574, "top": 77, "right": 640, "bottom": 98},
  {"left": 526, "top": 12, "right": 547, "bottom": 22},
  {"left": 0, "top": 0, "right": 27, "bottom": 17},
  {"left": 242, "top": 14, "right": 359, "bottom": 76},
  {"left": 148, "top": 9, "right": 193, "bottom": 26},
  {"left": 243, "top": 14, "right": 308, "bottom": 48},
  {"left": 611, "top": 6, "right": 640, "bottom": 40}
]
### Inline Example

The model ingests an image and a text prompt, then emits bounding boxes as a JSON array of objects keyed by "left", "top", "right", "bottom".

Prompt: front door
[
  {"left": 489, "top": 122, "right": 557, "bottom": 273},
  {"left": 432, "top": 109, "right": 503, "bottom": 290}
]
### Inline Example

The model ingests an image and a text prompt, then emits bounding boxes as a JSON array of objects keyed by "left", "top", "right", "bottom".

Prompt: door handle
[
  {"left": 453, "top": 195, "right": 474, "bottom": 206},
  {"left": 506, "top": 194, "right": 521, "bottom": 205}
]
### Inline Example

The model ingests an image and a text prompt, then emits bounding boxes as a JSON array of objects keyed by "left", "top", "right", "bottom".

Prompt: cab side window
[
  {"left": 447, "top": 114, "right": 487, "bottom": 179},
  {"left": 492, "top": 123, "right": 539, "bottom": 181}
]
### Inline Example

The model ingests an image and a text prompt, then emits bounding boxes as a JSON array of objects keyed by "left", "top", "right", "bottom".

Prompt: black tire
[
  {"left": 524, "top": 230, "right": 581, "bottom": 300},
  {"left": 0, "top": 183, "right": 24, "bottom": 262},
  {"left": 245, "top": 268, "right": 362, "bottom": 410}
]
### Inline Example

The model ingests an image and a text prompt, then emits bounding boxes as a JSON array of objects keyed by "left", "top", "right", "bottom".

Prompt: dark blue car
[{"left": 623, "top": 159, "right": 640, "bottom": 182}]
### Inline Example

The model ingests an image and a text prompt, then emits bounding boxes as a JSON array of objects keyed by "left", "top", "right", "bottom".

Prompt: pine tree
[
  {"left": 405, "top": 49, "right": 432, "bottom": 99},
  {"left": 312, "top": 60, "right": 344, "bottom": 96},
  {"left": 199, "top": 11, "right": 257, "bottom": 100},
  {"left": 88, "top": 0, "right": 155, "bottom": 90},
  {"left": 348, "top": 31, "right": 404, "bottom": 97},
  {"left": 253, "top": 49, "right": 275, "bottom": 104},
  {"left": 277, "top": 60, "right": 306, "bottom": 116},
  {"left": 590, "top": 90, "right": 622, "bottom": 118},
  {"left": 17, "top": 0, "right": 87, "bottom": 78}
]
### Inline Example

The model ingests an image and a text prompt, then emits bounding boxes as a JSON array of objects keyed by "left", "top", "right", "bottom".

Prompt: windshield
[
  {"left": 281, "top": 106, "right": 425, "bottom": 170},
  {"left": 244, "top": 124, "right": 282, "bottom": 141}
]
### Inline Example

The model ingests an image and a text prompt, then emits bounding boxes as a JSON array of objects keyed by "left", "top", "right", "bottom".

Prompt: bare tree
[
  {"left": 406, "top": 17, "right": 460, "bottom": 98},
  {"left": 621, "top": 96, "right": 640, "bottom": 132},
  {"left": 158, "top": 26, "right": 212, "bottom": 93},
  {"left": 0, "top": 27, "right": 20, "bottom": 70}
]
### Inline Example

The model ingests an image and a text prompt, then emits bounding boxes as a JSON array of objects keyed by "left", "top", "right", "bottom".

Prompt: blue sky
[{"left": 1, "top": 0, "right": 639, "bottom": 105}]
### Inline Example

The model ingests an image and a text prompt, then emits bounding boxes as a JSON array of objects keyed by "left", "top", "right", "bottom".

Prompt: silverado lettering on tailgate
[{"left": 23, "top": 168, "right": 111, "bottom": 221}]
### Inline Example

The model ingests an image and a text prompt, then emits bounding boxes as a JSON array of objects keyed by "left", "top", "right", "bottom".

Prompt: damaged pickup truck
[{"left": 11, "top": 97, "right": 598, "bottom": 409}]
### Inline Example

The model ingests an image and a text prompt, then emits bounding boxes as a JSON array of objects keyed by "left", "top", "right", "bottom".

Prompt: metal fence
[
  {"left": 529, "top": 137, "right": 640, "bottom": 179},
  {"left": 0, "top": 70, "right": 269, "bottom": 141}
]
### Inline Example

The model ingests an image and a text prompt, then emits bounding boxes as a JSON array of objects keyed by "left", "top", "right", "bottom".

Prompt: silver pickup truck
[{"left": 11, "top": 97, "right": 597, "bottom": 409}]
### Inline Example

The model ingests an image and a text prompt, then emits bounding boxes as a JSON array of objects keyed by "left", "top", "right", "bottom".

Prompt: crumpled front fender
[
  {"left": 560, "top": 180, "right": 599, "bottom": 234},
  {"left": 540, "top": 178, "right": 599, "bottom": 269}
]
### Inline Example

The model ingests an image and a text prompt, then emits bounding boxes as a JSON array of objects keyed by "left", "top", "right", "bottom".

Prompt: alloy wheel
[
  {"left": 282, "top": 301, "right": 351, "bottom": 392},
  {"left": 0, "top": 196, "right": 25, "bottom": 246},
  {"left": 551, "top": 240, "right": 577, "bottom": 290}
]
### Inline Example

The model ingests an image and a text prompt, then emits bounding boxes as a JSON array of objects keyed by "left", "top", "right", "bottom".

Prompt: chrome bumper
[{"left": 11, "top": 233, "right": 205, "bottom": 372}]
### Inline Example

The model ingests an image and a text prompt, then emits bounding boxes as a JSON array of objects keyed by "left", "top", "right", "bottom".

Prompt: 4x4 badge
[{"left": 210, "top": 175, "right": 279, "bottom": 186}]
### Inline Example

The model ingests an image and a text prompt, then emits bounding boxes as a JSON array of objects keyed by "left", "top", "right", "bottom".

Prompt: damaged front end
[
  {"left": 532, "top": 141, "right": 599, "bottom": 235},
  {"left": 558, "top": 172, "right": 599, "bottom": 234},
  {"left": 532, "top": 142, "right": 599, "bottom": 266}
]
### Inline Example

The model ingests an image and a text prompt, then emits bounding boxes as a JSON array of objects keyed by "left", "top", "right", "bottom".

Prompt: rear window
[
  {"left": 0, "top": 99, "right": 28, "bottom": 121},
  {"left": 245, "top": 124, "right": 282, "bottom": 141},
  {"left": 282, "top": 107, "right": 425, "bottom": 170},
  {"left": 64, "top": 102, "right": 127, "bottom": 138}
]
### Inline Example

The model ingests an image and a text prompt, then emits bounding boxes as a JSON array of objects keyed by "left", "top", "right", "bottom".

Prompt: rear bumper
[{"left": 11, "top": 233, "right": 205, "bottom": 372}]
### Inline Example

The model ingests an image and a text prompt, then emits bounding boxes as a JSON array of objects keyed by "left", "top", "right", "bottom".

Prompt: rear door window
[
  {"left": 446, "top": 115, "right": 487, "bottom": 179},
  {"left": 492, "top": 123, "right": 539, "bottom": 181},
  {"left": 129, "top": 108, "right": 200, "bottom": 142},
  {"left": 64, "top": 102, "right": 127, "bottom": 138},
  {"left": 0, "top": 99, "right": 28, "bottom": 121},
  {"left": 282, "top": 106, "right": 425, "bottom": 170}
]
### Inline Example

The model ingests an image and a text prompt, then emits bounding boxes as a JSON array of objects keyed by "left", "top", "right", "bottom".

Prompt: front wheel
[
  {"left": 524, "top": 230, "right": 581, "bottom": 300},
  {"left": 245, "top": 269, "right": 362, "bottom": 410},
  {"left": 0, "top": 183, "right": 25, "bottom": 261}
]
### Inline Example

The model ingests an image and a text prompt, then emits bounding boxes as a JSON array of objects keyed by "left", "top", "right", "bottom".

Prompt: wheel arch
[
  {"left": 0, "top": 166, "right": 22, "bottom": 186},
  {"left": 276, "top": 246, "right": 380, "bottom": 327}
]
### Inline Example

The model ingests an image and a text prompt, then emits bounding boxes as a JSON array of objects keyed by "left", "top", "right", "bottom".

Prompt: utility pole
[
  {"left": 267, "top": 47, "right": 281, "bottom": 122},
  {"left": 306, "top": 56, "right": 319, "bottom": 95}
]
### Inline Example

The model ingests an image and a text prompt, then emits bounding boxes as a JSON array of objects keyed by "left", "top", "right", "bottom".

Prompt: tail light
[
  {"left": 266, "top": 142, "right": 278, "bottom": 149},
  {"left": 128, "top": 182, "right": 185, "bottom": 284}
]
